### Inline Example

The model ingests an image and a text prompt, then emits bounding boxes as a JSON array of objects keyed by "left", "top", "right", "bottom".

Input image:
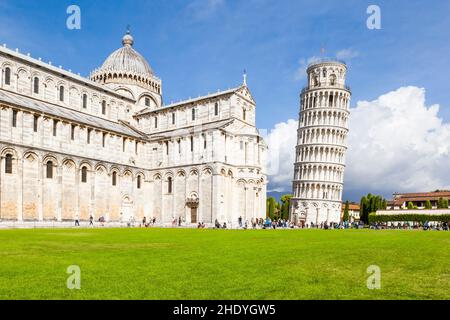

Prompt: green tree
[
  {"left": 267, "top": 197, "right": 277, "bottom": 219},
  {"left": 438, "top": 197, "right": 444, "bottom": 209},
  {"left": 274, "top": 201, "right": 281, "bottom": 219},
  {"left": 280, "top": 194, "right": 293, "bottom": 220},
  {"left": 425, "top": 200, "right": 432, "bottom": 209},
  {"left": 359, "top": 193, "right": 387, "bottom": 224},
  {"left": 407, "top": 201, "right": 414, "bottom": 209},
  {"left": 343, "top": 200, "right": 350, "bottom": 222},
  {"left": 360, "top": 196, "right": 368, "bottom": 224},
  {"left": 443, "top": 199, "right": 449, "bottom": 209}
]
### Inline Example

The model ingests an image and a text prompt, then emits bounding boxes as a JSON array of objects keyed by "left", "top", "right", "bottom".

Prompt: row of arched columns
[
  {"left": 299, "top": 127, "right": 347, "bottom": 145},
  {"left": 301, "top": 90, "right": 350, "bottom": 110},
  {"left": 300, "top": 109, "right": 349, "bottom": 127},
  {"left": 0, "top": 64, "right": 131, "bottom": 120},
  {"left": 0, "top": 146, "right": 146, "bottom": 222},
  {"left": 296, "top": 146, "right": 345, "bottom": 164},
  {"left": 91, "top": 71, "right": 161, "bottom": 94},
  {"left": 294, "top": 164, "right": 344, "bottom": 183},
  {"left": 293, "top": 183, "right": 342, "bottom": 201}
]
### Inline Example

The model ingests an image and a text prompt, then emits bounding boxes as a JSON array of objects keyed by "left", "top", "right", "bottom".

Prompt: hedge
[{"left": 368, "top": 213, "right": 450, "bottom": 223}]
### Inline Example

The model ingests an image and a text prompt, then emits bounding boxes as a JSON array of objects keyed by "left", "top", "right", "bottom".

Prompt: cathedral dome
[
  {"left": 90, "top": 30, "right": 161, "bottom": 95},
  {"left": 98, "top": 31, "right": 153, "bottom": 77}
]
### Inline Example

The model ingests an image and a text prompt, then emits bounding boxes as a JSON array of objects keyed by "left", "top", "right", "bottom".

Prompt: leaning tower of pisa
[{"left": 289, "top": 59, "right": 351, "bottom": 226}]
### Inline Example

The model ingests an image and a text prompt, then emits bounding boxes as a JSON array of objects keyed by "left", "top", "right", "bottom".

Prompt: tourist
[
  {"left": 89, "top": 215, "right": 94, "bottom": 226},
  {"left": 75, "top": 215, "right": 80, "bottom": 227},
  {"left": 178, "top": 216, "right": 182, "bottom": 227},
  {"left": 222, "top": 222, "right": 227, "bottom": 229},
  {"left": 265, "top": 217, "right": 271, "bottom": 228},
  {"left": 238, "top": 216, "right": 242, "bottom": 227}
]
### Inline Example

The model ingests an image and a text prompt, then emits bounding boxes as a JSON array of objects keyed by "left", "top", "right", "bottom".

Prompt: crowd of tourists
[
  {"left": 74, "top": 213, "right": 449, "bottom": 231},
  {"left": 370, "top": 221, "right": 449, "bottom": 231}
]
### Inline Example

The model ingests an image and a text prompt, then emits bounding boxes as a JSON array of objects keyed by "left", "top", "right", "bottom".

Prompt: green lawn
[{"left": 0, "top": 228, "right": 449, "bottom": 300}]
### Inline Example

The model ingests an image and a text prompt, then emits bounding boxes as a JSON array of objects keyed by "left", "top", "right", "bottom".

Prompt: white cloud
[
  {"left": 187, "top": 0, "right": 225, "bottom": 20},
  {"left": 264, "top": 119, "right": 298, "bottom": 192},
  {"left": 266, "top": 86, "right": 450, "bottom": 196},
  {"left": 336, "top": 48, "right": 359, "bottom": 60},
  {"left": 346, "top": 86, "right": 450, "bottom": 194}
]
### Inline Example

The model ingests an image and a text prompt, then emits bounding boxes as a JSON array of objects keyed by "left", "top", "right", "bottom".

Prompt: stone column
[
  {"left": 38, "top": 159, "right": 43, "bottom": 221},
  {"left": 56, "top": 164, "right": 62, "bottom": 222},
  {"left": 211, "top": 172, "right": 220, "bottom": 223},
  {"left": 75, "top": 164, "right": 80, "bottom": 219},
  {"left": 244, "top": 185, "right": 248, "bottom": 222},
  {"left": 198, "top": 170, "right": 202, "bottom": 223},
  {"left": 90, "top": 167, "right": 95, "bottom": 219},
  {"left": 17, "top": 154, "right": 23, "bottom": 221},
  {"left": 172, "top": 174, "right": 176, "bottom": 221}
]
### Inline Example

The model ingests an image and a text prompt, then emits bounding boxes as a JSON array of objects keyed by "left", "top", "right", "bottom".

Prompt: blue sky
[{"left": 1, "top": 0, "right": 450, "bottom": 201}]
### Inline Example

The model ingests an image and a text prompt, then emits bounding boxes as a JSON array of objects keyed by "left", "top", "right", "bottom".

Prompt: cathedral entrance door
[
  {"left": 121, "top": 196, "right": 134, "bottom": 223},
  {"left": 191, "top": 207, "right": 198, "bottom": 224}
]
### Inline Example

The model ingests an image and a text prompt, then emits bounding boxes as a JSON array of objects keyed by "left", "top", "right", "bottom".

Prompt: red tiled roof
[
  {"left": 391, "top": 191, "right": 450, "bottom": 205},
  {"left": 341, "top": 203, "right": 360, "bottom": 212},
  {"left": 393, "top": 191, "right": 450, "bottom": 199}
]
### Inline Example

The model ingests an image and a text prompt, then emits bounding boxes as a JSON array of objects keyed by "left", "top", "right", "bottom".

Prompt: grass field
[{"left": 0, "top": 228, "right": 449, "bottom": 300}]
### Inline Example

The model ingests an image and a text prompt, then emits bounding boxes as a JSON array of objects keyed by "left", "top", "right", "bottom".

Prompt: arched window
[
  {"left": 82, "top": 94, "right": 87, "bottom": 109},
  {"left": 168, "top": 177, "right": 172, "bottom": 194},
  {"left": 145, "top": 97, "right": 150, "bottom": 107},
  {"left": 46, "top": 160, "right": 53, "bottom": 179},
  {"left": 33, "top": 77, "right": 39, "bottom": 94},
  {"left": 5, "top": 154, "right": 13, "bottom": 174},
  {"left": 81, "top": 166, "right": 87, "bottom": 183},
  {"left": 172, "top": 112, "right": 176, "bottom": 125},
  {"left": 329, "top": 74, "right": 336, "bottom": 86},
  {"left": 314, "top": 76, "right": 319, "bottom": 86},
  {"left": 4, "top": 67, "right": 11, "bottom": 85},
  {"left": 137, "top": 175, "right": 141, "bottom": 189},
  {"left": 154, "top": 117, "right": 158, "bottom": 128},
  {"left": 102, "top": 100, "right": 106, "bottom": 115},
  {"left": 214, "top": 102, "right": 219, "bottom": 116},
  {"left": 192, "top": 108, "right": 196, "bottom": 121},
  {"left": 243, "top": 108, "right": 246, "bottom": 121},
  {"left": 112, "top": 171, "right": 117, "bottom": 186},
  {"left": 59, "top": 86, "right": 64, "bottom": 102}
]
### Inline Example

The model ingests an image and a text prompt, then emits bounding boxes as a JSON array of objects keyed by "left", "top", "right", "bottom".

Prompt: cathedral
[{"left": 0, "top": 31, "right": 267, "bottom": 226}]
